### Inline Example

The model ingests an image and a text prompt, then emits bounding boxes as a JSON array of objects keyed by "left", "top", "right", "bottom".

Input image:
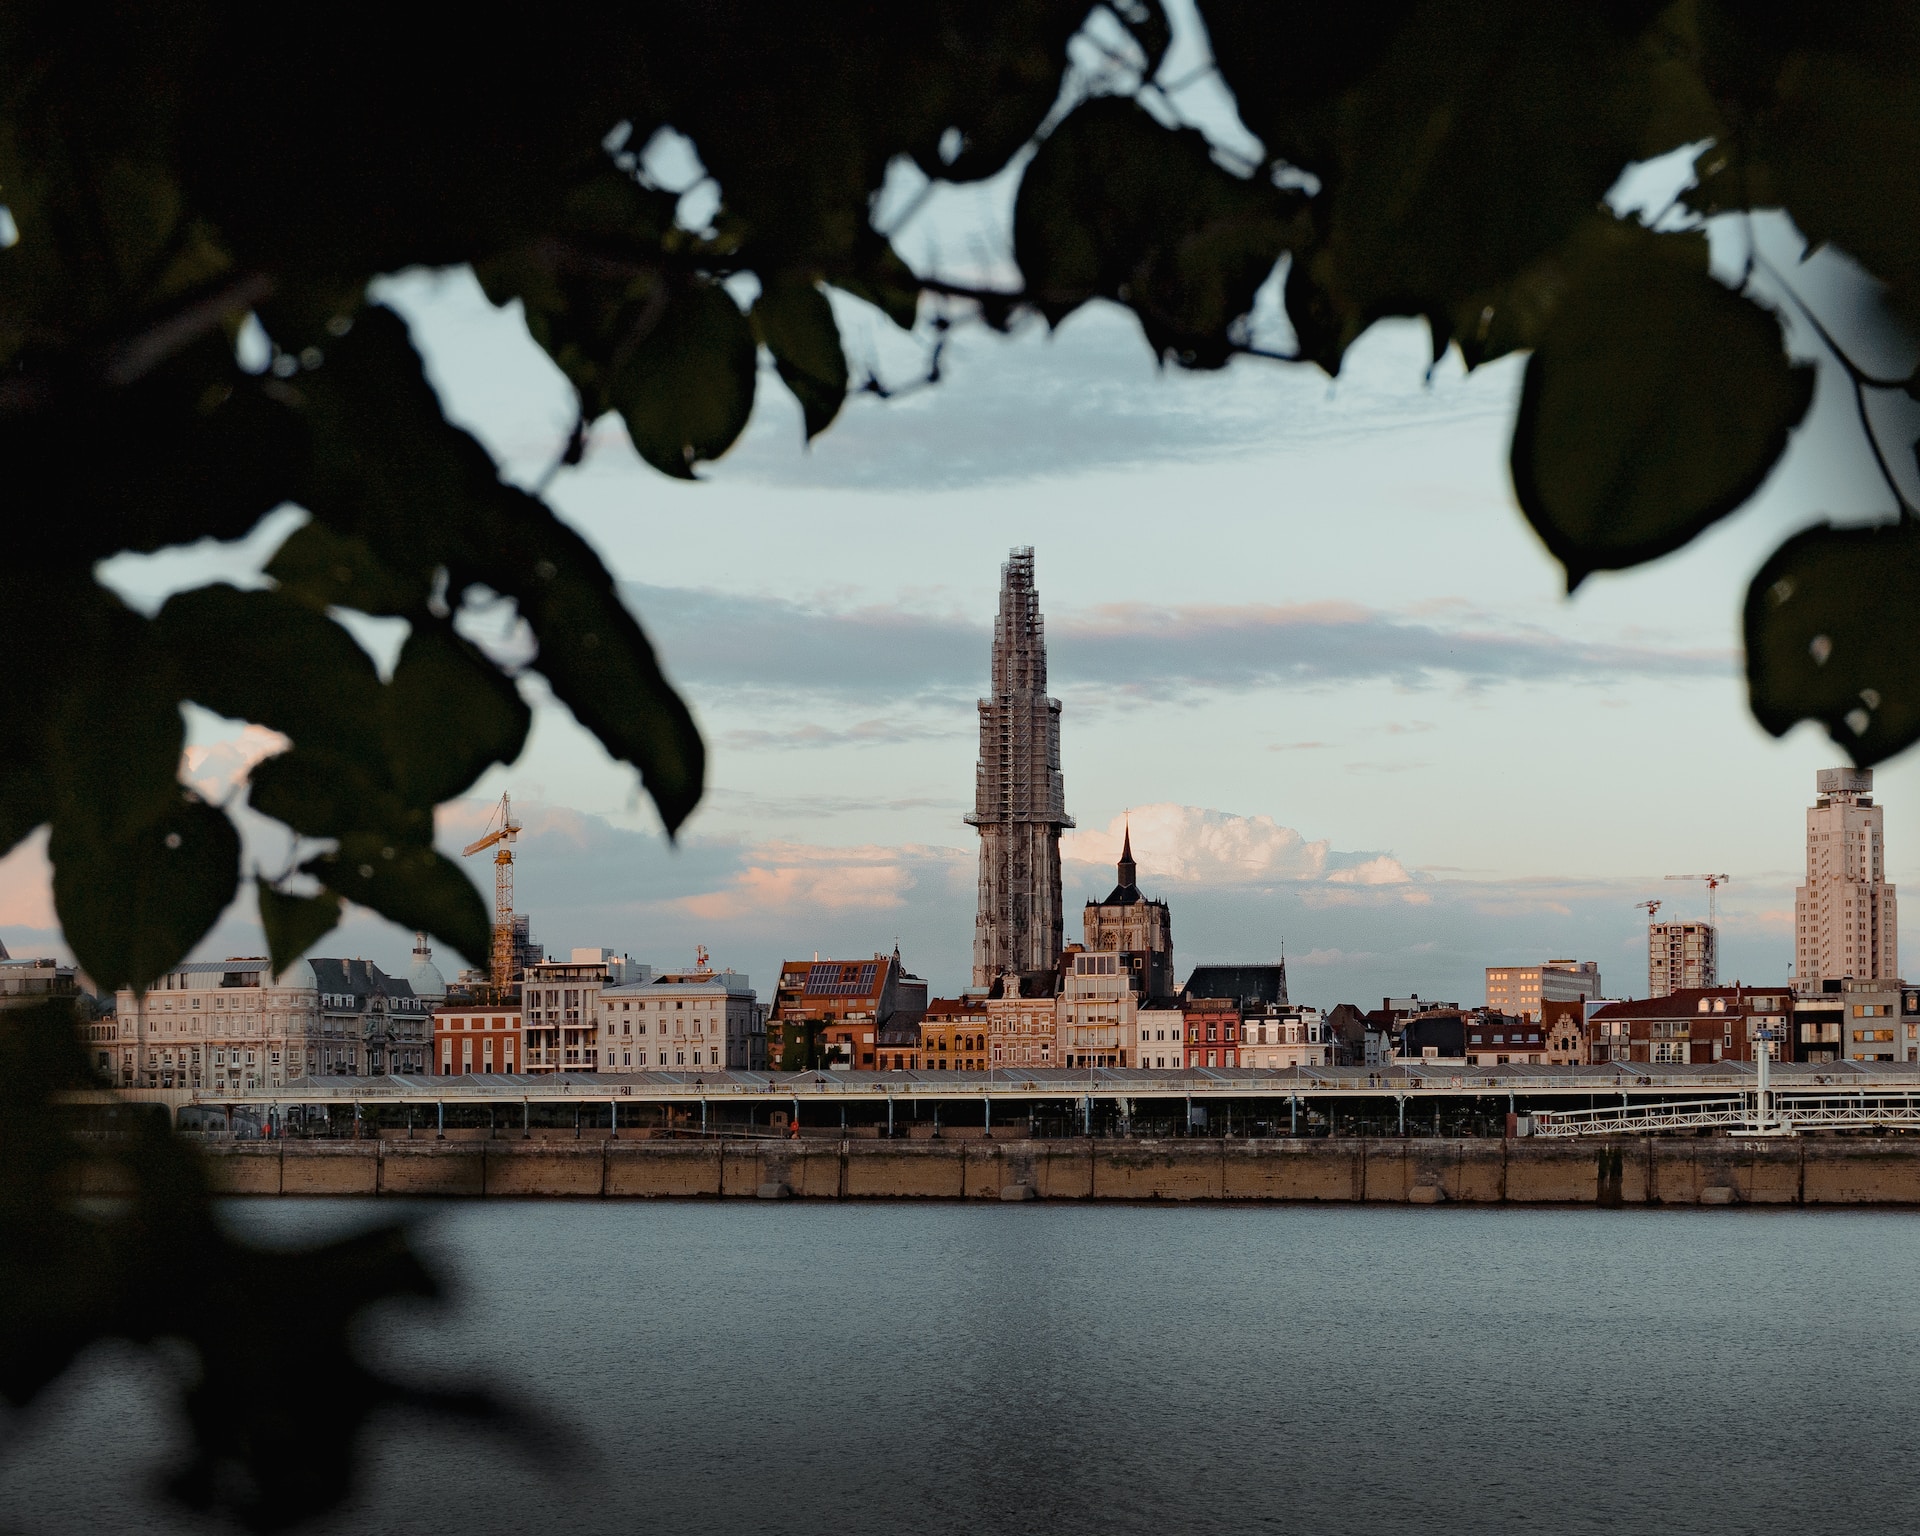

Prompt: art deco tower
[
  {"left": 1795, "top": 767, "right": 1898, "bottom": 988},
  {"left": 968, "top": 548, "right": 1072, "bottom": 989}
]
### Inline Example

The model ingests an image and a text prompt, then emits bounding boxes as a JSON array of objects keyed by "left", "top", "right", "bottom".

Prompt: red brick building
[
  {"left": 1587, "top": 986, "right": 1791, "bottom": 1065},
  {"left": 1181, "top": 997, "right": 1239, "bottom": 1068},
  {"left": 434, "top": 1001, "right": 522, "bottom": 1075}
]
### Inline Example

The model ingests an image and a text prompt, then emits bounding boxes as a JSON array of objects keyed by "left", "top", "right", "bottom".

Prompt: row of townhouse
[
  {"left": 433, "top": 954, "right": 768, "bottom": 1076},
  {"left": 108, "top": 953, "right": 432, "bottom": 1092}
]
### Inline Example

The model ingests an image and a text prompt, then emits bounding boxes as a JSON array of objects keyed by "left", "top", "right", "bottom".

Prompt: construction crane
[
  {"left": 1634, "top": 899, "right": 1662, "bottom": 921},
  {"left": 1665, "top": 873, "right": 1730, "bottom": 926},
  {"left": 462, "top": 792, "right": 522, "bottom": 994}
]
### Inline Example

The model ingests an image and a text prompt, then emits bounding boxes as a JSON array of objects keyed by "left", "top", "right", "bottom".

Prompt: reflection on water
[{"left": 3, "top": 1201, "right": 1915, "bottom": 1535}]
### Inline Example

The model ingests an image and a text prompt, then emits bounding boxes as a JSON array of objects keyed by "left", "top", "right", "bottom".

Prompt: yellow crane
[{"left": 462, "top": 792, "right": 522, "bottom": 994}]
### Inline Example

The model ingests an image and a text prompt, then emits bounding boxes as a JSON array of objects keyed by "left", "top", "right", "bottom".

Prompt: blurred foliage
[
  {"left": 7, "top": 0, "right": 1920, "bottom": 1524},
  {"left": 0, "top": 1001, "right": 530, "bottom": 1530}
]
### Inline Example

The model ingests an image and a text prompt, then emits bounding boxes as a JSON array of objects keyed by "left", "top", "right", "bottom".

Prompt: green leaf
[
  {"left": 256, "top": 883, "right": 343, "bottom": 975},
  {"left": 50, "top": 795, "right": 241, "bottom": 994},
  {"left": 1510, "top": 239, "right": 1814, "bottom": 587},
  {"left": 607, "top": 280, "right": 757, "bottom": 478},
  {"left": 298, "top": 308, "right": 705, "bottom": 832},
  {"left": 305, "top": 837, "right": 490, "bottom": 970},
  {"left": 266, "top": 519, "right": 430, "bottom": 617},
  {"left": 1745, "top": 521, "right": 1920, "bottom": 766},
  {"left": 828, "top": 239, "right": 921, "bottom": 331},
  {"left": 156, "top": 585, "right": 384, "bottom": 749},
  {"left": 379, "top": 622, "right": 530, "bottom": 806},
  {"left": 751, "top": 274, "right": 849, "bottom": 439},
  {"left": 1013, "top": 97, "right": 1296, "bottom": 367},
  {"left": 247, "top": 747, "right": 431, "bottom": 845}
]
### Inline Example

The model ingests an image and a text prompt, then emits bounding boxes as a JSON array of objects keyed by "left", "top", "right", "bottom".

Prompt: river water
[{"left": 3, "top": 1201, "right": 1917, "bottom": 1535}]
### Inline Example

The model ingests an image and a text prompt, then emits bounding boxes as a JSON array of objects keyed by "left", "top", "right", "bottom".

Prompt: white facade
[
  {"left": 1240, "top": 1005, "right": 1330, "bottom": 1068},
  {"left": 1134, "top": 1004, "right": 1184, "bottom": 1069},
  {"left": 114, "top": 959, "right": 320, "bottom": 1091},
  {"left": 1796, "top": 767, "right": 1899, "bottom": 989},
  {"left": 1057, "top": 950, "right": 1134, "bottom": 1067},
  {"left": 599, "top": 972, "right": 761, "bottom": 1071}
]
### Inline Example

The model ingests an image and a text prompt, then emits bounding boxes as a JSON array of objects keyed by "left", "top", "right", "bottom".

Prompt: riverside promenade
[{"left": 140, "top": 1133, "right": 1920, "bottom": 1206}]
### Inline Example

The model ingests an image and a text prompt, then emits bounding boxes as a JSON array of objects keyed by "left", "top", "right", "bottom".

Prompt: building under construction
[{"left": 967, "top": 548, "right": 1072, "bottom": 989}]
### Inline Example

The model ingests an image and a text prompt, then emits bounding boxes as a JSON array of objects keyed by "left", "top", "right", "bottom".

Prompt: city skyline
[{"left": 2, "top": 268, "right": 1915, "bottom": 1004}]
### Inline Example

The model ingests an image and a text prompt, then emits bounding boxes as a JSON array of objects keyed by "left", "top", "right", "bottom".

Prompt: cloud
[
  {"left": 719, "top": 719, "right": 967, "bottom": 751},
  {"left": 0, "top": 830, "right": 57, "bottom": 933},
  {"left": 1063, "top": 805, "right": 1415, "bottom": 892},
  {"left": 664, "top": 841, "right": 966, "bottom": 921},
  {"left": 181, "top": 725, "right": 290, "bottom": 801},
  {"left": 623, "top": 584, "right": 1730, "bottom": 705}
]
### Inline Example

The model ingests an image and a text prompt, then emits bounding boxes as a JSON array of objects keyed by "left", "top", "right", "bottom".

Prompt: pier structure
[{"left": 86, "top": 1059, "right": 1920, "bottom": 1141}]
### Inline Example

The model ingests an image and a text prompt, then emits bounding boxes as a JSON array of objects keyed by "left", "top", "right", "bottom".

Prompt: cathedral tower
[{"left": 968, "top": 548, "right": 1072, "bottom": 989}]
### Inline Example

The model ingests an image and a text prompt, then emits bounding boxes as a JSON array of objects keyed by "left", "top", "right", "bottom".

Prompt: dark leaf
[
  {"left": 1746, "top": 520, "right": 1920, "bottom": 766},
  {"left": 299, "top": 308, "right": 704, "bottom": 832},
  {"left": 1510, "top": 237, "right": 1814, "bottom": 587},
  {"left": 379, "top": 622, "right": 531, "bottom": 807},
  {"left": 1013, "top": 97, "right": 1296, "bottom": 366},
  {"left": 156, "top": 584, "right": 384, "bottom": 750},
  {"left": 304, "top": 836, "right": 490, "bottom": 969},
  {"left": 256, "top": 883, "right": 342, "bottom": 975},
  {"left": 51, "top": 794, "right": 241, "bottom": 993},
  {"left": 828, "top": 237, "right": 922, "bottom": 331},
  {"left": 752, "top": 273, "right": 849, "bottom": 439},
  {"left": 266, "top": 519, "right": 431, "bottom": 617},
  {"left": 247, "top": 748, "right": 431, "bottom": 845},
  {"left": 607, "top": 280, "right": 757, "bottom": 477}
]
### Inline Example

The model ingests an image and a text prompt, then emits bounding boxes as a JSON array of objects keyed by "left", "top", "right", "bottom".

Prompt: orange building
[
  {"left": 767, "top": 951, "right": 926, "bottom": 1070},
  {"left": 921, "top": 996, "right": 989, "bottom": 1072},
  {"left": 434, "top": 1001, "right": 523, "bottom": 1075}
]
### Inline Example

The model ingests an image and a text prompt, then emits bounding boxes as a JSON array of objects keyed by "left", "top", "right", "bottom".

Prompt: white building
[
  {"left": 114, "top": 958, "right": 321, "bottom": 1091},
  {"left": 1134, "top": 1000, "right": 1183, "bottom": 1069},
  {"left": 1796, "top": 767, "right": 1899, "bottom": 990},
  {"left": 522, "top": 955, "right": 610, "bottom": 1072},
  {"left": 1240, "top": 1004, "right": 1330, "bottom": 1068},
  {"left": 1057, "top": 949, "right": 1134, "bottom": 1068},
  {"left": 1485, "top": 960, "right": 1602, "bottom": 1021},
  {"left": 598, "top": 970, "right": 761, "bottom": 1071}
]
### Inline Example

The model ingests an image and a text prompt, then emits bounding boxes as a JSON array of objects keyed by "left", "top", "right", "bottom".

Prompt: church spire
[{"left": 1117, "top": 822, "right": 1136, "bottom": 892}]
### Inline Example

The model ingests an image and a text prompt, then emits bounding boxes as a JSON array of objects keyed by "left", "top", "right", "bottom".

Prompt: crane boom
[
  {"left": 1664, "top": 873, "right": 1730, "bottom": 926},
  {"left": 461, "top": 793, "right": 521, "bottom": 993}
]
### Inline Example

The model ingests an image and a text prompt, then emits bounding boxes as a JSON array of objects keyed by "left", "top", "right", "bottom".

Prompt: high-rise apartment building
[
  {"left": 1796, "top": 767, "right": 1898, "bottom": 990},
  {"left": 1649, "top": 922, "right": 1716, "bottom": 996},
  {"left": 1485, "top": 960, "right": 1602, "bottom": 1020},
  {"left": 968, "top": 548, "right": 1073, "bottom": 988}
]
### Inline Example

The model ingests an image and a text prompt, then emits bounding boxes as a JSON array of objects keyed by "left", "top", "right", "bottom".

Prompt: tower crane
[
  {"left": 1634, "top": 899, "right": 1662, "bottom": 921},
  {"left": 462, "top": 792, "right": 522, "bottom": 995},
  {"left": 1665, "top": 873, "right": 1730, "bottom": 926}
]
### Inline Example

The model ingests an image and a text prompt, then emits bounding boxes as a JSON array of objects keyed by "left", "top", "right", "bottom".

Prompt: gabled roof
[
  {"left": 1183, "top": 963, "right": 1289, "bottom": 1008},
  {"left": 1590, "top": 985, "right": 1790, "bottom": 1021}
]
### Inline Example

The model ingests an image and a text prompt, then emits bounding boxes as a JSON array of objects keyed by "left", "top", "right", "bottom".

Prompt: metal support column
[
  {"left": 985, "top": 1096, "right": 991, "bottom": 1134},
  {"left": 1397, "top": 1096, "right": 1405, "bottom": 1136},
  {"left": 436, "top": 1101, "right": 444, "bottom": 1140},
  {"left": 611, "top": 1099, "right": 618, "bottom": 1135},
  {"left": 522, "top": 1098, "right": 530, "bottom": 1139},
  {"left": 887, "top": 1097, "right": 894, "bottom": 1138},
  {"left": 1290, "top": 1095, "right": 1297, "bottom": 1136},
  {"left": 701, "top": 1098, "right": 708, "bottom": 1135}
]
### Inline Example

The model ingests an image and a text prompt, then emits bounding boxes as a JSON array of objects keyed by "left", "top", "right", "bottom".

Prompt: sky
[{"left": 8, "top": 31, "right": 1920, "bottom": 1010}]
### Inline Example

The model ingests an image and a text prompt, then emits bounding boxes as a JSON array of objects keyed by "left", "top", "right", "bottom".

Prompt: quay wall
[{"left": 171, "top": 1136, "right": 1920, "bottom": 1205}]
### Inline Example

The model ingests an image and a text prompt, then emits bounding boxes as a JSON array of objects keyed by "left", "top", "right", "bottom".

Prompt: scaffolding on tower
[{"left": 462, "top": 792, "right": 523, "bottom": 997}]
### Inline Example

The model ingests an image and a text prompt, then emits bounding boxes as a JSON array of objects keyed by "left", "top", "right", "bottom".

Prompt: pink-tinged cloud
[
  {"left": 664, "top": 841, "right": 964, "bottom": 921},
  {"left": 181, "top": 725, "right": 289, "bottom": 802},
  {"left": 0, "top": 830, "right": 57, "bottom": 932}
]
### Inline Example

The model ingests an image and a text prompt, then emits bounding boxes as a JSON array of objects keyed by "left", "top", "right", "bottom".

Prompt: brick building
[
  {"left": 435, "top": 1001, "right": 523, "bottom": 1075},
  {"left": 1180, "top": 996, "right": 1238, "bottom": 1068},
  {"left": 1587, "top": 986, "right": 1793, "bottom": 1065},
  {"left": 768, "top": 951, "right": 922, "bottom": 1071},
  {"left": 987, "top": 975, "right": 1055, "bottom": 1068},
  {"left": 922, "top": 995, "right": 991, "bottom": 1071}
]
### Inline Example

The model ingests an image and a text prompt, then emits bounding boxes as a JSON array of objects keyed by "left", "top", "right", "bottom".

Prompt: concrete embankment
[{"left": 149, "top": 1135, "right": 1920, "bottom": 1204}]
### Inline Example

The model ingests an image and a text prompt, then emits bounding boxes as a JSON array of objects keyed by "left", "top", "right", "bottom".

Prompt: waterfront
[{"left": 4, "top": 1203, "right": 1918, "bottom": 1534}]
